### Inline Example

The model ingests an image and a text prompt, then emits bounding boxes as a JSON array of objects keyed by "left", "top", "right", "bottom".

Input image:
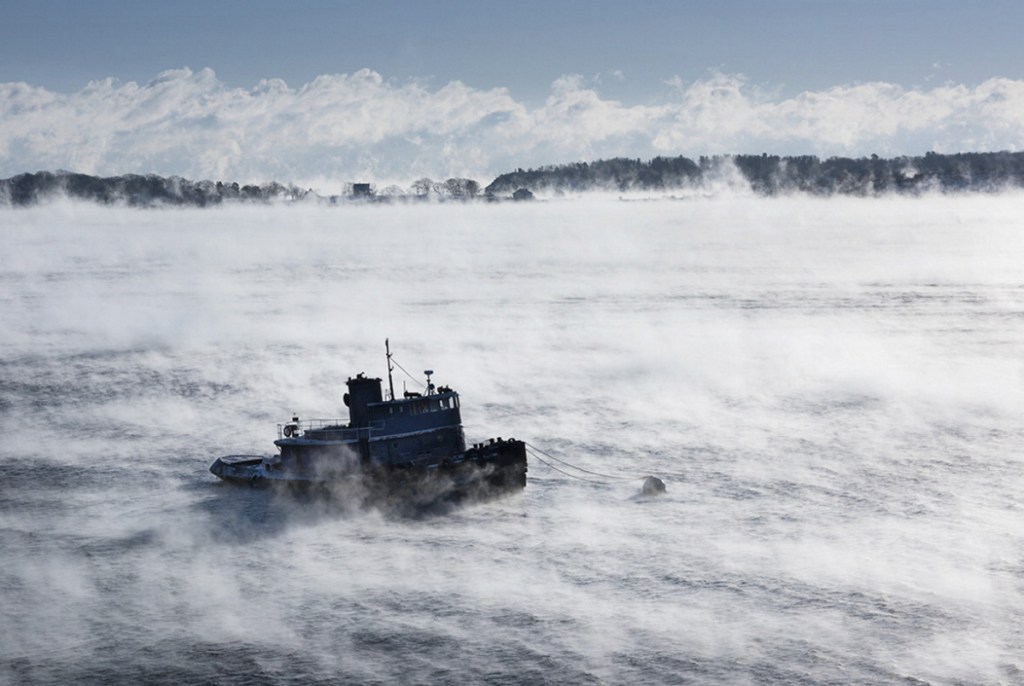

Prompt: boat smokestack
[{"left": 345, "top": 373, "right": 382, "bottom": 426}]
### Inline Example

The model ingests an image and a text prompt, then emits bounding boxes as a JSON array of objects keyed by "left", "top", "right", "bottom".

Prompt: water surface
[{"left": 2, "top": 196, "right": 1023, "bottom": 684}]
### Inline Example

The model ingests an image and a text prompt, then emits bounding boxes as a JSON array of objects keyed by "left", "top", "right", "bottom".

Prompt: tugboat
[{"left": 209, "top": 341, "right": 527, "bottom": 502}]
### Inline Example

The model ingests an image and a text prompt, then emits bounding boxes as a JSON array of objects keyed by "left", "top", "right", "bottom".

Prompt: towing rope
[{"left": 524, "top": 441, "right": 641, "bottom": 483}]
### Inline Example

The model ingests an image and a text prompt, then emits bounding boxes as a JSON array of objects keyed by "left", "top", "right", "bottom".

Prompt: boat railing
[{"left": 277, "top": 418, "right": 385, "bottom": 440}]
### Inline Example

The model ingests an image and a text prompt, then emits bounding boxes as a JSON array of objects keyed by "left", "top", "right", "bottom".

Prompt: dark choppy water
[{"left": 2, "top": 196, "right": 1023, "bottom": 685}]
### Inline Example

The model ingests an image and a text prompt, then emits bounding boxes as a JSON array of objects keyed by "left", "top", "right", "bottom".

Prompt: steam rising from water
[{"left": 2, "top": 195, "right": 1023, "bottom": 684}]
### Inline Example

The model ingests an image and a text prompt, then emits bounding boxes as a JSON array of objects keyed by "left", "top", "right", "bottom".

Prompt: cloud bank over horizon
[{"left": 3, "top": 67, "right": 1024, "bottom": 191}]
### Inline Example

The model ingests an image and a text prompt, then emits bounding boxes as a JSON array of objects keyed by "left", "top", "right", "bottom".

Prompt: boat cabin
[{"left": 275, "top": 370, "right": 466, "bottom": 468}]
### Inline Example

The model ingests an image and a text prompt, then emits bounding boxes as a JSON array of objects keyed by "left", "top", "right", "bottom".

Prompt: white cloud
[{"left": 2, "top": 68, "right": 1024, "bottom": 190}]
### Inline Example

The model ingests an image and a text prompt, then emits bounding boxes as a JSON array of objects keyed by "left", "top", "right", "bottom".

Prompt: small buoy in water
[{"left": 642, "top": 476, "right": 666, "bottom": 496}]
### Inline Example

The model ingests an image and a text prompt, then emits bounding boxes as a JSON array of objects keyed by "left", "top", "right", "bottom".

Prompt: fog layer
[{"left": 1, "top": 196, "right": 1022, "bottom": 684}]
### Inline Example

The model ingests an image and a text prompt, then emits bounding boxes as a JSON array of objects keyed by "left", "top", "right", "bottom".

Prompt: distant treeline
[
  {"left": 4, "top": 151, "right": 1024, "bottom": 207},
  {"left": 484, "top": 151, "right": 1024, "bottom": 196},
  {"left": 0, "top": 171, "right": 485, "bottom": 207},
  {"left": 0, "top": 171, "right": 314, "bottom": 207}
]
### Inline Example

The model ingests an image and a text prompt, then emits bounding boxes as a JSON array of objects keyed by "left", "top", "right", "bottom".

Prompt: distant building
[
  {"left": 512, "top": 188, "right": 534, "bottom": 201},
  {"left": 351, "top": 183, "right": 373, "bottom": 198}
]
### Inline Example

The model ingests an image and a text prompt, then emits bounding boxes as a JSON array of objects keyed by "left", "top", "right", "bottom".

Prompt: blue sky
[
  {"left": 2, "top": 0, "right": 1024, "bottom": 186},
  {"left": 5, "top": 0, "right": 1022, "bottom": 99}
]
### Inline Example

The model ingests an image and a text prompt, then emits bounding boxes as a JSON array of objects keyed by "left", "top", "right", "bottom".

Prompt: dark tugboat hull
[{"left": 210, "top": 439, "right": 527, "bottom": 504}]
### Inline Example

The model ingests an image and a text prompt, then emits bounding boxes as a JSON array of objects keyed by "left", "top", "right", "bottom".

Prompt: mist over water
[{"left": 2, "top": 195, "right": 1023, "bottom": 684}]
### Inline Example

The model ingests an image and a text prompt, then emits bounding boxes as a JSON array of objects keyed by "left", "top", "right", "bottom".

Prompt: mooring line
[
  {"left": 525, "top": 449, "right": 611, "bottom": 484},
  {"left": 524, "top": 441, "right": 639, "bottom": 482}
]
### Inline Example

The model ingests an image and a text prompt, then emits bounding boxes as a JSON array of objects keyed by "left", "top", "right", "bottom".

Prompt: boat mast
[{"left": 385, "top": 338, "right": 396, "bottom": 401}]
